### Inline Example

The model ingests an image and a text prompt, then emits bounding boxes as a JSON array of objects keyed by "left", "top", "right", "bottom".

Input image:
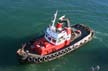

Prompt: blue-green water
[{"left": 0, "top": 0, "right": 108, "bottom": 71}]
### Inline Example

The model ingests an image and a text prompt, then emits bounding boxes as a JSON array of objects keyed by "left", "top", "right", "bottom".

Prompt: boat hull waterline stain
[{"left": 16, "top": 11, "right": 94, "bottom": 63}]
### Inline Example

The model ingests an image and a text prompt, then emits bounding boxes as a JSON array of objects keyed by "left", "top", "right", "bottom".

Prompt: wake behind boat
[{"left": 16, "top": 11, "right": 94, "bottom": 63}]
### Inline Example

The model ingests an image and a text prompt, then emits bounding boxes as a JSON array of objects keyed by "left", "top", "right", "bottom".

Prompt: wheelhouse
[{"left": 44, "top": 26, "right": 67, "bottom": 45}]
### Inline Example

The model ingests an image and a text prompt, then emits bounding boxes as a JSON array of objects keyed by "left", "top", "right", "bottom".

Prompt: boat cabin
[{"left": 45, "top": 23, "right": 69, "bottom": 45}]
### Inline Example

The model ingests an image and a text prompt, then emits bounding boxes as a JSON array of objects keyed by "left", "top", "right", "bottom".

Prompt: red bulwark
[{"left": 32, "top": 37, "right": 66, "bottom": 55}]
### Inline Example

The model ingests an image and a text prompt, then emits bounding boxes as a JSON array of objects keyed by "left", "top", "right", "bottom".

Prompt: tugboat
[{"left": 16, "top": 11, "right": 94, "bottom": 63}]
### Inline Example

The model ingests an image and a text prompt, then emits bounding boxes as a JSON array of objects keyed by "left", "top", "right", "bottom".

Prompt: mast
[{"left": 51, "top": 10, "right": 58, "bottom": 27}]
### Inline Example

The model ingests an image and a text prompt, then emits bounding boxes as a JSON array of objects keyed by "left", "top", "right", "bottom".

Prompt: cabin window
[
  {"left": 57, "top": 38, "right": 62, "bottom": 43},
  {"left": 52, "top": 39, "right": 56, "bottom": 43},
  {"left": 60, "top": 36, "right": 65, "bottom": 40},
  {"left": 57, "top": 36, "right": 65, "bottom": 43},
  {"left": 48, "top": 37, "right": 51, "bottom": 41},
  {"left": 45, "top": 34, "right": 47, "bottom": 37},
  {"left": 60, "top": 36, "right": 65, "bottom": 41}
]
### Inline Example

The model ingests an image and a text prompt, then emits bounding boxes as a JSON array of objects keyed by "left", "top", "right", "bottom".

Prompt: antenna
[{"left": 52, "top": 10, "right": 58, "bottom": 26}]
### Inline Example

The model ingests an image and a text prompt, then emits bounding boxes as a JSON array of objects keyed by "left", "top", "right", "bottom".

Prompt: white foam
[
  {"left": 94, "top": 36, "right": 103, "bottom": 42},
  {"left": 91, "top": 65, "right": 100, "bottom": 71},
  {"left": 96, "top": 31, "right": 108, "bottom": 37}
]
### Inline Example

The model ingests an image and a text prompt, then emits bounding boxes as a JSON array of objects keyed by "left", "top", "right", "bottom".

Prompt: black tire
[
  {"left": 68, "top": 47, "right": 71, "bottom": 50},
  {"left": 58, "top": 52, "right": 62, "bottom": 55},
  {"left": 56, "top": 52, "right": 59, "bottom": 56},
  {"left": 28, "top": 57, "right": 33, "bottom": 62},
  {"left": 47, "top": 56, "right": 51, "bottom": 60},
  {"left": 54, "top": 53, "right": 57, "bottom": 57},
  {"left": 62, "top": 50, "right": 65, "bottom": 54},
  {"left": 65, "top": 48, "right": 68, "bottom": 52},
  {"left": 33, "top": 57, "right": 38, "bottom": 63},
  {"left": 59, "top": 51, "right": 63, "bottom": 55},
  {"left": 38, "top": 58, "right": 42, "bottom": 62},
  {"left": 43, "top": 57, "right": 48, "bottom": 61},
  {"left": 51, "top": 54, "right": 55, "bottom": 58}
]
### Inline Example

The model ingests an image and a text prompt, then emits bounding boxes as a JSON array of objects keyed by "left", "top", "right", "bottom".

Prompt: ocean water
[{"left": 0, "top": 0, "right": 108, "bottom": 71}]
